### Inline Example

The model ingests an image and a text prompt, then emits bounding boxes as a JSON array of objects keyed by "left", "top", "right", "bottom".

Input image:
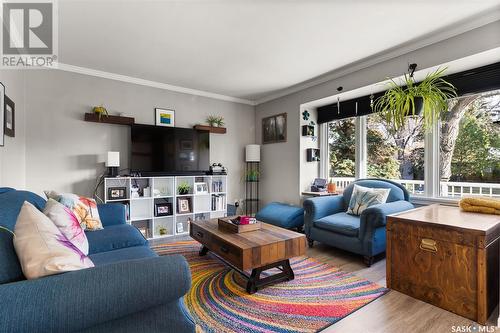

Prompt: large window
[
  {"left": 439, "top": 89, "right": 500, "bottom": 198},
  {"left": 328, "top": 118, "right": 355, "bottom": 178},
  {"left": 367, "top": 113, "right": 424, "bottom": 194},
  {"left": 325, "top": 88, "right": 500, "bottom": 199}
]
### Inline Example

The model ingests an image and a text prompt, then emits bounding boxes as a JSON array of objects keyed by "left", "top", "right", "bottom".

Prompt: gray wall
[
  {"left": 2, "top": 69, "right": 255, "bottom": 202},
  {"left": 256, "top": 20, "right": 500, "bottom": 206},
  {"left": 0, "top": 70, "right": 26, "bottom": 189}
]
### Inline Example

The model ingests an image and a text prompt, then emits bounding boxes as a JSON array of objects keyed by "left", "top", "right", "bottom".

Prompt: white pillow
[
  {"left": 346, "top": 184, "right": 391, "bottom": 216},
  {"left": 14, "top": 201, "right": 94, "bottom": 280},
  {"left": 43, "top": 198, "right": 89, "bottom": 255}
]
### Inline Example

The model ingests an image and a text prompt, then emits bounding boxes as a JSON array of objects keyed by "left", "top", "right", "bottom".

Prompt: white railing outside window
[{"left": 331, "top": 177, "right": 500, "bottom": 198}]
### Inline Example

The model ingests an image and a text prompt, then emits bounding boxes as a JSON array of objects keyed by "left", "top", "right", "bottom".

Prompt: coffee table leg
[
  {"left": 283, "top": 259, "right": 294, "bottom": 281},
  {"left": 246, "top": 268, "right": 262, "bottom": 294},
  {"left": 199, "top": 245, "right": 209, "bottom": 256},
  {"left": 245, "top": 260, "right": 294, "bottom": 294}
]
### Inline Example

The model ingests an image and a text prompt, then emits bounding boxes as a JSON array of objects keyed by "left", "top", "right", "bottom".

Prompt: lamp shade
[
  {"left": 106, "top": 151, "right": 120, "bottom": 167},
  {"left": 245, "top": 145, "right": 260, "bottom": 162}
]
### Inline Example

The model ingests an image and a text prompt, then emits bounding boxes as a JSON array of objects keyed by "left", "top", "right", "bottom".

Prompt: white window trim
[
  {"left": 355, "top": 116, "right": 367, "bottom": 179},
  {"left": 319, "top": 122, "right": 328, "bottom": 179}
]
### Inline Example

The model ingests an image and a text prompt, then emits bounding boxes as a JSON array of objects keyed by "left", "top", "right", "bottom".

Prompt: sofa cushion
[
  {"left": 347, "top": 185, "right": 390, "bottom": 216},
  {"left": 313, "top": 212, "right": 360, "bottom": 237},
  {"left": 89, "top": 245, "right": 157, "bottom": 266},
  {"left": 0, "top": 190, "right": 47, "bottom": 284},
  {"left": 14, "top": 201, "right": 94, "bottom": 280},
  {"left": 256, "top": 202, "right": 304, "bottom": 229},
  {"left": 86, "top": 224, "right": 147, "bottom": 255},
  {"left": 43, "top": 198, "right": 89, "bottom": 255}
]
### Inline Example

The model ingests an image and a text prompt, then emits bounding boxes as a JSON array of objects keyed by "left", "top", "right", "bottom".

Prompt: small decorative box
[{"left": 218, "top": 216, "right": 261, "bottom": 233}]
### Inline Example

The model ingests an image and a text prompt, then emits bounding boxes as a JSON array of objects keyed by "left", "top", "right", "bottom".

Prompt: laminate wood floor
[{"left": 152, "top": 236, "right": 499, "bottom": 333}]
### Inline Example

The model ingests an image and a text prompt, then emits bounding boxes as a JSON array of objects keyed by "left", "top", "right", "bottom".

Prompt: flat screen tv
[{"left": 130, "top": 124, "right": 210, "bottom": 175}]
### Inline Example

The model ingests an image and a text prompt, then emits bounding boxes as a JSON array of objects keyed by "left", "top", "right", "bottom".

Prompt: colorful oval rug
[{"left": 153, "top": 240, "right": 387, "bottom": 333}]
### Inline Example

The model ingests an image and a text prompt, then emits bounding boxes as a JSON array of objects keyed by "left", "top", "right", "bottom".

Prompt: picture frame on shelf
[
  {"left": 0, "top": 83, "right": 4, "bottom": 146},
  {"left": 4, "top": 95, "right": 14, "bottom": 137},
  {"left": 155, "top": 108, "right": 175, "bottom": 127},
  {"left": 108, "top": 187, "right": 127, "bottom": 200},
  {"left": 154, "top": 202, "right": 172, "bottom": 217},
  {"left": 194, "top": 182, "right": 208, "bottom": 194},
  {"left": 177, "top": 197, "right": 191, "bottom": 214},
  {"left": 176, "top": 222, "right": 184, "bottom": 233}
]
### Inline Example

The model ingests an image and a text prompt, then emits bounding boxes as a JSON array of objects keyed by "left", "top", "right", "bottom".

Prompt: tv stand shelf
[{"left": 104, "top": 175, "right": 227, "bottom": 240}]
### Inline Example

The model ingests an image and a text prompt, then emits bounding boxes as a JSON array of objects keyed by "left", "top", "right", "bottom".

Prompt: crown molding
[
  {"left": 52, "top": 63, "right": 256, "bottom": 106},
  {"left": 255, "top": 7, "right": 500, "bottom": 105}
]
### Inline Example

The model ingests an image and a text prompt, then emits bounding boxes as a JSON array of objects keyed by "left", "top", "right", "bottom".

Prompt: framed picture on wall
[
  {"left": 4, "top": 95, "right": 15, "bottom": 137},
  {"left": 262, "top": 112, "right": 287, "bottom": 144},
  {"left": 0, "top": 83, "right": 4, "bottom": 146},
  {"left": 155, "top": 108, "right": 175, "bottom": 127}
]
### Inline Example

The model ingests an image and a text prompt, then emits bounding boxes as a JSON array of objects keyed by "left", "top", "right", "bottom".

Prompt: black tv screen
[{"left": 130, "top": 124, "right": 210, "bottom": 175}]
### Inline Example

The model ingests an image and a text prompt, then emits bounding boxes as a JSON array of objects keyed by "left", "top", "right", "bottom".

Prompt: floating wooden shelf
[
  {"left": 193, "top": 125, "right": 227, "bottom": 134},
  {"left": 84, "top": 113, "right": 135, "bottom": 125}
]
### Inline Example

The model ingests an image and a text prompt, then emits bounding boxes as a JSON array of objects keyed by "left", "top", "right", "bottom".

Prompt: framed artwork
[
  {"left": 155, "top": 108, "right": 175, "bottom": 127},
  {"left": 154, "top": 202, "right": 172, "bottom": 217},
  {"left": 262, "top": 115, "right": 276, "bottom": 144},
  {"left": 4, "top": 95, "right": 13, "bottom": 137},
  {"left": 194, "top": 182, "right": 208, "bottom": 194},
  {"left": 108, "top": 187, "right": 127, "bottom": 200},
  {"left": 177, "top": 197, "right": 191, "bottom": 214},
  {"left": 0, "top": 83, "right": 4, "bottom": 146},
  {"left": 262, "top": 112, "right": 287, "bottom": 144},
  {"left": 176, "top": 222, "right": 184, "bottom": 233}
]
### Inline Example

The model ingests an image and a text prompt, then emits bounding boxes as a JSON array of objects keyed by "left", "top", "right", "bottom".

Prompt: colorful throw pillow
[
  {"left": 43, "top": 198, "right": 89, "bottom": 255},
  {"left": 44, "top": 190, "right": 103, "bottom": 231},
  {"left": 347, "top": 185, "right": 391, "bottom": 216},
  {"left": 13, "top": 201, "right": 94, "bottom": 280}
]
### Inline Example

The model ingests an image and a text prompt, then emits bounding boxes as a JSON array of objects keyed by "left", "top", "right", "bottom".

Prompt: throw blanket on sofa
[{"left": 459, "top": 197, "right": 500, "bottom": 215}]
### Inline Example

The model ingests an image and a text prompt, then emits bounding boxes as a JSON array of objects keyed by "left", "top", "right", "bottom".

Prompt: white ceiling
[{"left": 58, "top": 0, "right": 500, "bottom": 103}]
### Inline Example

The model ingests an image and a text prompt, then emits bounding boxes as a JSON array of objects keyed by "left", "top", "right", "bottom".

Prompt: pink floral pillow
[
  {"left": 14, "top": 201, "right": 94, "bottom": 279},
  {"left": 43, "top": 199, "right": 89, "bottom": 255},
  {"left": 45, "top": 191, "right": 103, "bottom": 231}
]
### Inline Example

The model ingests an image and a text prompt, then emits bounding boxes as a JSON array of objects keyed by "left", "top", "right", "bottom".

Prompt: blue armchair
[
  {"left": 303, "top": 179, "right": 414, "bottom": 266},
  {"left": 0, "top": 188, "right": 195, "bottom": 333}
]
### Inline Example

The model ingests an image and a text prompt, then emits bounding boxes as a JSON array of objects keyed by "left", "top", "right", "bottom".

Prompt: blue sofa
[
  {"left": 303, "top": 179, "right": 414, "bottom": 266},
  {"left": 0, "top": 188, "right": 195, "bottom": 333}
]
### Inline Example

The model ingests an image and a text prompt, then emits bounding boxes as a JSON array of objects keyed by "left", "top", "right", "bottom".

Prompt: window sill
[{"left": 410, "top": 196, "right": 459, "bottom": 207}]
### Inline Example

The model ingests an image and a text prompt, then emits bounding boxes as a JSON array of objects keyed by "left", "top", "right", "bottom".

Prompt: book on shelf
[{"left": 211, "top": 194, "right": 226, "bottom": 211}]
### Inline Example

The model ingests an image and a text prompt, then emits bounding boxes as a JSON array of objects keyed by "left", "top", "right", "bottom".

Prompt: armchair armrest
[
  {"left": 303, "top": 196, "right": 345, "bottom": 234},
  {"left": 98, "top": 203, "right": 127, "bottom": 226},
  {"left": 359, "top": 200, "right": 414, "bottom": 236},
  {"left": 0, "top": 255, "right": 191, "bottom": 333}
]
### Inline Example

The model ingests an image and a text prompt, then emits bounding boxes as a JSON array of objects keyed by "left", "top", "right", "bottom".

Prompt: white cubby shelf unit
[{"left": 104, "top": 175, "right": 227, "bottom": 240}]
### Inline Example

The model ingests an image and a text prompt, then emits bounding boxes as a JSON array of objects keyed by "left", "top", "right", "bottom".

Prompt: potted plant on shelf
[
  {"left": 92, "top": 105, "right": 109, "bottom": 121},
  {"left": 246, "top": 170, "right": 260, "bottom": 182},
  {"left": 206, "top": 115, "right": 225, "bottom": 127},
  {"left": 177, "top": 181, "right": 191, "bottom": 195},
  {"left": 327, "top": 179, "right": 337, "bottom": 193},
  {"left": 373, "top": 67, "right": 457, "bottom": 131}
]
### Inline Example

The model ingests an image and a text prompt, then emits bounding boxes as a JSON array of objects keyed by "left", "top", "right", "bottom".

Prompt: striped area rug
[{"left": 153, "top": 240, "right": 387, "bottom": 333}]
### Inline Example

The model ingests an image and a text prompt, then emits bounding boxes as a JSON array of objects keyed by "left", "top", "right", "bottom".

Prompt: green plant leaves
[{"left": 374, "top": 67, "right": 457, "bottom": 132}]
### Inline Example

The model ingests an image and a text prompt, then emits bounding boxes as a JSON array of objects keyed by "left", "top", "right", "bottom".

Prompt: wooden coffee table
[{"left": 190, "top": 218, "right": 306, "bottom": 293}]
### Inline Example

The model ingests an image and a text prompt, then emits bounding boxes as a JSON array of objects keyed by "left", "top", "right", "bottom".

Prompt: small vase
[{"left": 327, "top": 182, "right": 337, "bottom": 193}]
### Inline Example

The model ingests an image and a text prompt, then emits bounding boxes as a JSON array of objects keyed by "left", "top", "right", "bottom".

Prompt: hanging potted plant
[{"left": 373, "top": 67, "right": 457, "bottom": 131}]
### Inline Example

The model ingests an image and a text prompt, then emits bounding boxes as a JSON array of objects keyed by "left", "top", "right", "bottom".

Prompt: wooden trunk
[{"left": 387, "top": 205, "right": 500, "bottom": 324}]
